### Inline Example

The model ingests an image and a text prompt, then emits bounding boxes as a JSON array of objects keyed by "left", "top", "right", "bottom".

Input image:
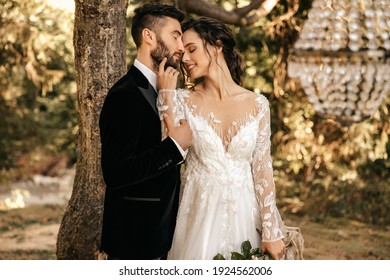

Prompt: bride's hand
[
  {"left": 158, "top": 57, "right": 180, "bottom": 91},
  {"left": 261, "top": 239, "right": 286, "bottom": 260}
]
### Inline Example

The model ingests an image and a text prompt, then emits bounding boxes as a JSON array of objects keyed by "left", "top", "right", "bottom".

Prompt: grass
[
  {"left": 0, "top": 204, "right": 64, "bottom": 232},
  {"left": 0, "top": 204, "right": 389, "bottom": 260},
  {"left": 283, "top": 214, "right": 390, "bottom": 260},
  {"left": 0, "top": 250, "right": 56, "bottom": 260},
  {"left": 0, "top": 204, "right": 65, "bottom": 260}
]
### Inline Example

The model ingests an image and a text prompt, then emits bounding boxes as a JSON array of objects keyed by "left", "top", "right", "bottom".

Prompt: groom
[{"left": 99, "top": 3, "right": 192, "bottom": 260}]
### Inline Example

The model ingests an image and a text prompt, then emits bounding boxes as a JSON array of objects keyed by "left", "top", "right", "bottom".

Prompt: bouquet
[{"left": 213, "top": 240, "right": 272, "bottom": 260}]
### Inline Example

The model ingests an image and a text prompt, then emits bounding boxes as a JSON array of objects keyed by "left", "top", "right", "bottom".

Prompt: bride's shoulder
[
  {"left": 241, "top": 90, "right": 270, "bottom": 115},
  {"left": 241, "top": 89, "right": 269, "bottom": 106},
  {"left": 254, "top": 92, "right": 270, "bottom": 107}
]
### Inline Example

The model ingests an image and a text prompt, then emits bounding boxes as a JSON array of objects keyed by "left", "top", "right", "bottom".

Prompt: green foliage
[
  {"left": 213, "top": 240, "right": 272, "bottom": 260},
  {"left": 1, "top": 0, "right": 389, "bottom": 225},
  {"left": 0, "top": 0, "right": 77, "bottom": 180}
]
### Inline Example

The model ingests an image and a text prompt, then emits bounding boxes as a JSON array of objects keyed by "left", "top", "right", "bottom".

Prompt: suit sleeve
[{"left": 99, "top": 89, "right": 183, "bottom": 191}]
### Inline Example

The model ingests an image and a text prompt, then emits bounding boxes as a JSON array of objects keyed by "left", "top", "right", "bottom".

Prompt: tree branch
[
  {"left": 242, "top": 0, "right": 280, "bottom": 25},
  {"left": 178, "top": 0, "right": 279, "bottom": 26}
]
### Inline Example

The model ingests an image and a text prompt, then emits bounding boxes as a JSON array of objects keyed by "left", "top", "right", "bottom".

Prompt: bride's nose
[{"left": 182, "top": 51, "right": 190, "bottom": 62}]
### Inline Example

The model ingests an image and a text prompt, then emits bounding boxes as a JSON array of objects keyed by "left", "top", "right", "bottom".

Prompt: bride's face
[{"left": 182, "top": 29, "right": 215, "bottom": 79}]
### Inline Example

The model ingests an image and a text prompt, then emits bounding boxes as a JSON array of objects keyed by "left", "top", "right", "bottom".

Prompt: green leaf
[
  {"left": 231, "top": 252, "right": 245, "bottom": 260},
  {"left": 241, "top": 240, "right": 252, "bottom": 259},
  {"left": 213, "top": 253, "right": 226, "bottom": 260},
  {"left": 250, "top": 248, "right": 261, "bottom": 255}
]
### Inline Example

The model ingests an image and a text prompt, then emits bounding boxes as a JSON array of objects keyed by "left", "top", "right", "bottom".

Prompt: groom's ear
[{"left": 142, "top": 28, "right": 155, "bottom": 46}]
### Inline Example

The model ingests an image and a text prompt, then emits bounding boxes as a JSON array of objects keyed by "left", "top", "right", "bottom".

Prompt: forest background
[{"left": 0, "top": 0, "right": 389, "bottom": 259}]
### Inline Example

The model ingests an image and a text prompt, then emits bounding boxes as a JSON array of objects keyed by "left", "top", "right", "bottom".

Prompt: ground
[{"left": 0, "top": 204, "right": 389, "bottom": 260}]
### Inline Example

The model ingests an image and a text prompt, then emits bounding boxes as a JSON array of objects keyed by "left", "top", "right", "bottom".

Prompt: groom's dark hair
[{"left": 131, "top": 3, "right": 185, "bottom": 48}]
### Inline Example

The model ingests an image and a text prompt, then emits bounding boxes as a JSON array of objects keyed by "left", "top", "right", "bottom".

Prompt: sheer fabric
[{"left": 158, "top": 89, "right": 284, "bottom": 259}]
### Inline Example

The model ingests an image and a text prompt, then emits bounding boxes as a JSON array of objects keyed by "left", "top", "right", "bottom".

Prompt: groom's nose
[{"left": 176, "top": 39, "right": 184, "bottom": 53}]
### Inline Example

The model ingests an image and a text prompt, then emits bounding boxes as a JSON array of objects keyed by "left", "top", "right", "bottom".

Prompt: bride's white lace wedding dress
[{"left": 158, "top": 89, "right": 285, "bottom": 260}]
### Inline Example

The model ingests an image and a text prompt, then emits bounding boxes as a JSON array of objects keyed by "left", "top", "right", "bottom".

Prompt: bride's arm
[
  {"left": 251, "top": 96, "right": 285, "bottom": 259},
  {"left": 157, "top": 58, "right": 183, "bottom": 127},
  {"left": 156, "top": 58, "right": 190, "bottom": 158},
  {"left": 157, "top": 90, "right": 184, "bottom": 128}
]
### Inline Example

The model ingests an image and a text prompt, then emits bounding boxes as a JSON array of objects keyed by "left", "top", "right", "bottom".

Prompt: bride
[{"left": 158, "top": 17, "right": 300, "bottom": 260}]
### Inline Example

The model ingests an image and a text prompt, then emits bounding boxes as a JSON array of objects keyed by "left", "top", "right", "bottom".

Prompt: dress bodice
[
  {"left": 157, "top": 88, "right": 284, "bottom": 244},
  {"left": 186, "top": 112, "right": 258, "bottom": 172}
]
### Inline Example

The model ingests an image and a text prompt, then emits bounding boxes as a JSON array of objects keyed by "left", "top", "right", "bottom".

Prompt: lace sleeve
[
  {"left": 157, "top": 89, "right": 186, "bottom": 127},
  {"left": 252, "top": 96, "right": 284, "bottom": 242}
]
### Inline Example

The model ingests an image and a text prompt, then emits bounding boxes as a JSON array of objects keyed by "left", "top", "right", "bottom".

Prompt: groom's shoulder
[
  {"left": 109, "top": 71, "right": 137, "bottom": 92},
  {"left": 106, "top": 72, "right": 139, "bottom": 101}
]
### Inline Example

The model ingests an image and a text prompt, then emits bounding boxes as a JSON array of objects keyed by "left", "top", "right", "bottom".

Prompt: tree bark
[{"left": 56, "top": 0, "right": 128, "bottom": 259}]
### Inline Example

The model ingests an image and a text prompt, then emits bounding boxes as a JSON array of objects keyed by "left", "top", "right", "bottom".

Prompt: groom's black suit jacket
[{"left": 99, "top": 65, "right": 183, "bottom": 259}]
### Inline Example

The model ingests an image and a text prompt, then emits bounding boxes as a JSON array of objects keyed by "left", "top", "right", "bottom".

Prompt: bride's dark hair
[{"left": 181, "top": 17, "right": 244, "bottom": 86}]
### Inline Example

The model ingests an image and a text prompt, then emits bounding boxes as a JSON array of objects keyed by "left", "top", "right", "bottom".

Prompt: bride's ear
[{"left": 215, "top": 39, "right": 223, "bottom": 54}]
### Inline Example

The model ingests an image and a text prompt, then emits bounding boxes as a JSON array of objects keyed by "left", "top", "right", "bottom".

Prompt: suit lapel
[
  {"left": 128, "top": 65, "right": 158, "bottom": 115},
  {"left": 138, "top": 85, "right": 158, "bottom": 115}
]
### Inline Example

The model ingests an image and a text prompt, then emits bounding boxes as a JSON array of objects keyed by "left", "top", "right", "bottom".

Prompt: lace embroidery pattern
[{"left": 158, "top": 88, "right": 284, "bottom": 259}]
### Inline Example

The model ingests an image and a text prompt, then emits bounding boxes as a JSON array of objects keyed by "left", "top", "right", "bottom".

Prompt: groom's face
[{"left": 151, "top": 17, "right": 184, "bottom": 69}]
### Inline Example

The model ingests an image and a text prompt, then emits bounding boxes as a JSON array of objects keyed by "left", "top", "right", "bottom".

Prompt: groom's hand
[
  {"left": 158, "top": 57, "right": 180, "bottom": 91},
  {"left": 163, "top": 113, "right": 192, "bottom": 151}
]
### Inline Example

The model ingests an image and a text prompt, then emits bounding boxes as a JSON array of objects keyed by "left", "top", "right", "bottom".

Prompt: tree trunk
[{"left": 56, "top": 0, "right": 128, "bottom": 259}]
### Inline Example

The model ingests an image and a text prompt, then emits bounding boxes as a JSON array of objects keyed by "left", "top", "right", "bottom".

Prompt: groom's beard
[{"left": 151, "top": 36, "right": 181, "bottom": 70}]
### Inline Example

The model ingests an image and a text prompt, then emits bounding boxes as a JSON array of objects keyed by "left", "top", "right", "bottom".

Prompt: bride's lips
[{"left": 186, "top": 64, "right": 196, "bottom": 73}]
